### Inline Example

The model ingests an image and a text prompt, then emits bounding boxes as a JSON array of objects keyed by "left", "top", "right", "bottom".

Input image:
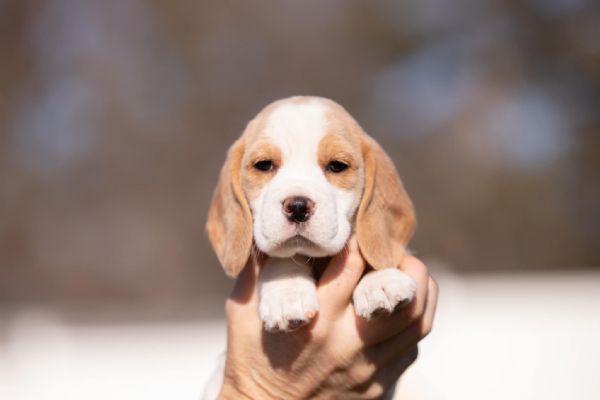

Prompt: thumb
[{"left": 317, "top": 237, "right": 366, "bottom": 315}]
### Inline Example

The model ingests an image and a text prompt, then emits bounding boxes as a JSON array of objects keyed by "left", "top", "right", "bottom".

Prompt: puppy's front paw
[
  {"left": 259, "top": 279, "right": 319, "bottom": 332},
  {"left": 353, "top": 269, "right": 416, "bottom": 320}
]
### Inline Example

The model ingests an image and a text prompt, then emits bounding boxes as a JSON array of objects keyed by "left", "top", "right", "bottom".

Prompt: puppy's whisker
[
  {"left": 251, "top": 243, "right": 261, "bottom": 264},
  {"left": 342, "top": 242, "right": 350, "bottom": 256},
  {"left": 291, "top": 256, "right": 305, "bottom": 268}
]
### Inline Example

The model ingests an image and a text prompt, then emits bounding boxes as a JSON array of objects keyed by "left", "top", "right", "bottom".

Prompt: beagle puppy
[{"left": 206, "top": 96, "right": 417, "bottom": 332}]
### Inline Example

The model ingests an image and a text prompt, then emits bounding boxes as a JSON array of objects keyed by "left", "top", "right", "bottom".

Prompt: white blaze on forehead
[{"left": 264, "top": 100, "right": 327, "bottom": 164}]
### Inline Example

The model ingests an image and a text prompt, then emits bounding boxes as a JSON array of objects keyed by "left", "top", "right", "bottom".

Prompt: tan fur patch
[
  {"left": 241, "top": 139, "right": 282, "bottom": 201},
  {"left": 317, "top": 132, "right": 361, "bottom": 190}
]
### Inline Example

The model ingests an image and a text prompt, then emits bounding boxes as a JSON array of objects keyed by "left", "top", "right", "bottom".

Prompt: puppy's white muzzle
[{"left": 251, "top": 166, "right": 351, "bottom": 258}]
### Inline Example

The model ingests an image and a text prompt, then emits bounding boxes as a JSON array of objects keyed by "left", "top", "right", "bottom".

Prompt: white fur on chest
[{"left": 258, "top": 257, "right": 319, "bottom": 332}]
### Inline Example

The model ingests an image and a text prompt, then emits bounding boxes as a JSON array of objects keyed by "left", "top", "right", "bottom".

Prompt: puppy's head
[{"left": 206, "top": 96, "right": 415, "bottom": 276}]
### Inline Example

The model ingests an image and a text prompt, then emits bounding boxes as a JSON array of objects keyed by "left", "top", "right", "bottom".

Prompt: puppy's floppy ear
[
  {"left": 206, "top": 138, "right": 253, "bottom": 277},
  {"left": 356, "top": 135, "right": 416, "bottom": 269}
]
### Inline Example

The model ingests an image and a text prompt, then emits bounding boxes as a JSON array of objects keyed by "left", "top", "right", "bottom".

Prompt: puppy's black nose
[{"left": 282, "top": 196, "right": 315, "bottom": 223}]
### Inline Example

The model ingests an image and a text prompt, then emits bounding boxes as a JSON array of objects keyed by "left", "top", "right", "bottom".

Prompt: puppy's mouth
[
  {"left": 257, "top": 215, "right": 345, "bottom": 258},
  {"left": 271, "top": 233, "right": 328, "bottom": 256},
  {"left": 282, "top": 234, "right": 319, "bottom": 250}
]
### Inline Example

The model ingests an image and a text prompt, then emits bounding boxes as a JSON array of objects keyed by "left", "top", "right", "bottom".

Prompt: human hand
[{"left": 219, "top": 238, "right": 438, "bottom": 399}]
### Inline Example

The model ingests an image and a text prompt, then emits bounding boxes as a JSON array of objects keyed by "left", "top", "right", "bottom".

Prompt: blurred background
[{"left": 1, "top": 1, "right": 599, "bottom": 399}]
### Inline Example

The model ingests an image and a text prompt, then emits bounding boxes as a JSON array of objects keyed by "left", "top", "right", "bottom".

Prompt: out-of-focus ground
[
  {"left": 1, "top": 267, "right": 599, "bottom": 400},
  {"left": 1, "top": 1, "right": 599, "bottom": 399}
]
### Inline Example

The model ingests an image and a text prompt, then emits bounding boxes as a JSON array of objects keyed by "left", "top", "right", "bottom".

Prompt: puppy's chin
[{"left": 258, "top": 234, "right": 349, "bottom": 258}]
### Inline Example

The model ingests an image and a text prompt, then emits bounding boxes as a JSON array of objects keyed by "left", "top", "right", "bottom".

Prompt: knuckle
[
  {"left": 361, "top": 382, "right": 386, "bottom": 399},
  {"left": 312, "top": 325, "right": 329, "bottom": 343},
  {"left": 349, "top": 365, "right": 375, "bottom": 385},
  {"left": 346, "top": 253, "right": 364, "bottom": 271},
  {"left": 430, "top": 276, "right": 439, "bottom": 293},
  {"left": 421, "top": 319, "right": 433, "bottom": 338},
  {"left": 405, "top": 256, "right": 427, "bottom": 273},
  {"left": 224, "top": 298, "right": 238, "bottom": 317},
  {"left": 408, "top": 298, "right": 426, "bottom": 322}
]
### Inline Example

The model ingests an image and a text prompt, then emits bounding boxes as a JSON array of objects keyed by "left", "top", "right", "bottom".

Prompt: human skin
[{"left": 218, "top": 238, "right": 439, "bottom": 399}]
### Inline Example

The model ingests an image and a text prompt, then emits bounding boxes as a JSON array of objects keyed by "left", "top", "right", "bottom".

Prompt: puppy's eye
[
  {"left": 254, "top": 160, "right": 275, "bottom": 172},
  {"left": 326, "top": 160, "right": 349, "bottom": 173}
]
